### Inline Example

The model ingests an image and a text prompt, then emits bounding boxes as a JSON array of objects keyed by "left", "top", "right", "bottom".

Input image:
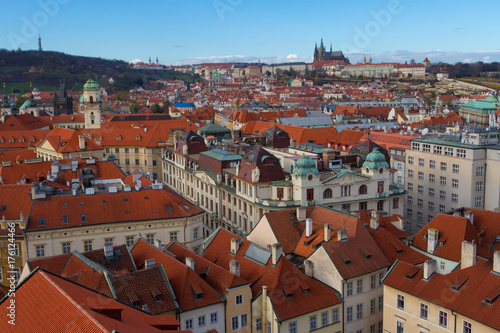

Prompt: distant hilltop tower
[{"left": 38, "top": 35, "right": 42, "bottom": 52}]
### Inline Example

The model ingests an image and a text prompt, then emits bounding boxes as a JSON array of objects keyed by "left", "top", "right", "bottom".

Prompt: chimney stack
[
  {"left": 231, "top": 238, "right": 240, "bottom": 254},
  {"left": 296, "top": 206, "right": 306, "bottom": 221},
  {"left": 423, "top": 259, "right": 436, "bottom": 280},
  {"left": 78, "top": 134, "right": 85, "bottom": 150},
  {"left": 230, "top": 259, "right": 240, "bottom": 276},
  {"left": 338, "top": 229, "right": 348, "bottom": 242},
  {"left": 493, "top": 251, "right": 500, "bottom": 275},
  {"left": 464, "top": 210, "right": 474, "bottom": 225},
  {"left": 461, "top": 241, "right": 477, "bottom": 269},
  {"left": 305, "top": 218, "right": 313, "bottom": 237},
  {"left": 370, "top": 210, "right": 379, "bottom": 230},
  {"left": 304, "top": 260, "right": 313, "bottom": 277},
  {"left": 271, "top": 243, "right": 282, "bottom": 266},
  {"left": 324, "top": 224, "right": 331, "bottom": 242},
  {"left": 427, "top": 228, "right": 439, "bottom": 254},
  {"left": 104, "top": 245, "right": 113, "bottom": 259},
  {"left": 186, "top": 257, "right": 195, "bottom": 270}
]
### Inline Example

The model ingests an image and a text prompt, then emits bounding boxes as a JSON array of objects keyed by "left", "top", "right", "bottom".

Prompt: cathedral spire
[
  {"left": 320, "top": 38, "right": 324, "bottom": 50},
  {"left": 314, "top": 42, "right": 317, "bottom": 51},
  {"left": 330, "top": 43, "right": 332, "bottom": 52}
]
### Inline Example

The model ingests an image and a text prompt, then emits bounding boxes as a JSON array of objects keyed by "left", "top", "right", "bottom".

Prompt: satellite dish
[{"left": 421, "top": 128, "right": 429, "bottom": 136}]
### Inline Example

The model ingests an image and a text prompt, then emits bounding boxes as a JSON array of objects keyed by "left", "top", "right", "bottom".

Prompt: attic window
[
  {"left": 154, "top": 294, "right": 162, "bottom": 303},
  {"left": 136, "top": 136, "right": 141, "bottom": 140},
  {"left": 338, "top": 252, "right": 351, "bottom": 266},
  {"left": 80, "top": 214, "right": 87, "bottom": 222},
  {"left": 39, "top": 218, "right": 46, "bottom": 225},
  {"left": 167, "top": 206, "right": 172, "bottom": 213},
  {"left": 123, "top": 198, "right": 128, "bottom": 202},
  {"left": 19, "top": 139, "right": 24, "bottom": 143},
  {"left": 144, "top": 196, "right": 149, "bottom": 200},
  {"left": 423, "top": 235, "right": 427, "bottom": 240},
  {"left": 9, "top": 139, "right": 14, "bottom": 143},
  {"left": 300, "top": 282, "right": 310, "bottom": 295},
  {"left": 0, "top": 205, "right": 6, "bottom": 212},
  {"left": 63, "top": 203, "right": 68, "bottom": 206},
  {"left": 192, "top": 283, "right": 203, "bottom": 301},
  {"left": 115, "top": 250, "right": 121, "bottom": 256},
  {"left": 450, "top": 277, "right": 469, "bottom": 292},
  {"left": 405, "top": 267, "right": 419, "bottom": 279},
  {"left": 360, "top": 248, "right": 372, "bottom": 260},
  {"left": 63, "top": 216, "right": 69, "bottom": 223},
  {"left": 116, "top": 136, "right": 122, "bottom": 141},
  {"left": 125, "top": 211, "right": 130, "bottom": 214},
  {"left": 282, "top": 286, "right": 293, "bottom": 299}
]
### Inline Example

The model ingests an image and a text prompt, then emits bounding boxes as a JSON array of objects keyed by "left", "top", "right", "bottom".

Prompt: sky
[{"left": 2, "top": 0, "right": 500, "bottom": 65}]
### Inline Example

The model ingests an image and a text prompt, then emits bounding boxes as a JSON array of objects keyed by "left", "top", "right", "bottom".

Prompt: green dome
[
  {"left": 20, "top": 99, "right": 37, "bottom": 110},
  {"left": 362, "top": 148, "right": 389, "bottom": 171},
  {"left": 107, "top": 153, "right": 117, "bottom": 161},
  {"left": 83, "top": 79, "right": 99, "bottom": 91},
  {"left": 79, "top": 94, "right": 85, "bottom": 103},
  {"left": 293, "top": 155, "right": 319, "bottom": 178}
]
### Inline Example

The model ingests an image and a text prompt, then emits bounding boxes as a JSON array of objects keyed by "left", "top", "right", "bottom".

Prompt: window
[
  {"left": 125, "top": 148, "right": 129, "bottom": 153},
  {"left": 417, "top": 199, "right": 423, "bottom": 208},
  {"left": 420, "top": 303, "right": 428, "bottom": 319},
  {"left": 309, "top": 315, "right": 317, "bottom": 330},
  {"left": 452, "top": 179, "right": 459, "bottom": 188},
  {"left": 210, "top": 312, "right": 218, "bottom": 324},
  {"left": 105, "top": 238, "right": 113, "bottom": 246},
  {"left": 441, "top": 162, "right": 447, "bottom": 171},
  {"left": 434, "top": 145, "right": 442, "bottom": 154},
  {"left": 379, "top": 272, "right": 383, "bottom": 285},
  {"left": 452, "top": 164, "right": 459, "bottom": 173},
  {"left": 332, "top": 308, "right": 339, "bottom": 323},
  {"left": 378, "top": 321, "right": 383, "bottom": 333},
  {"left": 241, "top": 313, "right": 248, "bottom": 328},
  {"left": 346, "top": 281, "right": 353, "bottom": 296},
  {"left": 429, "top": 202, "right": 434, "bottom": 211},
  {"left": 81, "top": 214, "right": 87, "bottom": 222},
  {"left": 397, "top": 321, "right": 404, "bottom": 333},
  {"left": 407, "top": 208, "right": 412, "bottom": 218},
  {"left": 407, "top": 196, "right": 413, "bottom": 205},
  {"left": 62, "top": 243, "right": 71, "bottom": 254},
  {"left": 126, "top": 236, "right": 134, "bottom": 247},
  {"left": 232, "top": 316, "right": 239, "bottom": 330},
  {"left": 411, "top": 142, "right": 420, "bottom": 151},
  {"left": 268, "top": 321, "right": 271, "bottom": 332},
  {"left": 193, "top": 228, "right": 198, "bottom": 239},
  {"left": 346, "top": 306, "right": 353, "bottom": 322},
  {"left": 371, "top": 298, "right": 376, "bottom": 314},
  {"left": 440, "top": 261, "right": 446, "bottom": 270},
  {"left": 359, "top": 201, "right": 367, "bottom": 210},
  {"left": 429, "top": 188, "right": 435, "bottom": 197},
  {"left": 452, "top": 193, "right": 458, "bottom": 203},
  {"left": 357, "top": 279, "right": 363, "bottom": 294},
  {"left": 407, "top": 183, "right": 413, "bottom": 191},
  {"left": 371, "top": 274, "right": 376, "bottom": 289},
  {"left": 125, "top": 159, "right": 130, "bottom": 165},
  {"left": 255, "top": 318, "right": 262, "bottom": 331},
  {"left": 429, "top": 174, "right": 435, "bottom": 182},
  {"left": 379, "top": 295, "right": 384, "bottom": 310},
  {"left": 457, "top": 149, "right": 466, "bottom": 158},
  {"left": 378, "top": 181, "right": 384, "bottom": 193},
  {"left": 36, "top": 245, "right": 45, "bottom": 257},
  {"left": 198, "top": 315, "right": 206, "bottom": 328},
  {"left": 417, "top": 212, "right": 423, "bottom": 220},
  {"left": 418, "top": 158, "right": 424, "bottom": 166},
  {"left": 370, "top": 324, "right": 375, "bottom": 333},
  {"left": 429, "top": 160, "right": 435, "bottom": 168},
  {"left": 135, "top": 159, "right": 139, "bottom": 165},
  {"left": 185, "top": 319, "right": 193, "bottom": 330},
  {"left": 423, "top": 144, "right": 431, "bottom": 152},
  {"left": 377, "top": 200, "right": 384, "bottom": 211},
  {"left": 39, "top": 218, "right": 45, "bottom": 225},
  {"left": 289, "top": 321, "right": 297, "bottom": 333},
  {"left": 152, "top": 160, "right": 157, "bottom": 166},
  {"left": 63, "top": 215, "right": 69, "bottom": 223},
  {"left": 475, "top": 197, "right": 482, "bottom": 207},
  {"left": 408, "top": 156, "right": 414, "bottom": 164},
  {"left": 445, "top": 147, "right": 453, "bottom": 156},
  {"left": 476, "top": 182, "right": 483, "bottom": 191},
  {"left": 146, "top": 234, "right": 154, "bottom": 245},
  {"left": 418, "top": 171, "right": 424, "bottom": 180},
  {"left": 440, "top": 176, "right": 446, "bottom": 185},
  {"left": 397, "top": 294, "right": 405, "bottom": 309},
  {"left": 356, "top": 303, "right": 363, "bottom": 319},
  {"left": 323, "top": 188, "right": 332, "bottom": 199},
  {"left": 418, "top": 185, "right": 423, "bottom": 194},
  {"left": 359, "top": 184, "right": 368, "bottom": 195},
  {"left": 407, "top": 169, "right": 413, "bottom": 178},
  {"left": 439, "top": 204, "right": 446, "bottom": 213},
  {"left": 236, "top": 294, "right": 243, "bottom": 305},
  {"left": 476, "top": 166, "right": 484, "bottom": 176},
  {"left": 463, "top": 320, "right": 472, "bottom": 333},
  {"left": 439, "top": 310, "right": 448, "bottom": 327},
  {"left": 321, "top": 311, "right": 328, "bottom": 327},
  {"left": 84, "top": 240, "right": 92, "bottom": 252}
]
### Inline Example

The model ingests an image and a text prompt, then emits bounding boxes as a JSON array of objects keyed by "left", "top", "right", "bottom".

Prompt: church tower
[{"left": 80, "top": 79, "right": 101, "bottom": 129}]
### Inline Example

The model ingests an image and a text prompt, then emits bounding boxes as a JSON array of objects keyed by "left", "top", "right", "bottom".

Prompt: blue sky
[{"left": 3, "top": 0, "right": 500, "bottom": 65}]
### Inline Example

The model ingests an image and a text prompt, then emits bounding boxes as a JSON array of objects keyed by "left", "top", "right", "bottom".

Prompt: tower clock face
[{"left": 308, "top": 175, "right": 313, "bottom": 181}]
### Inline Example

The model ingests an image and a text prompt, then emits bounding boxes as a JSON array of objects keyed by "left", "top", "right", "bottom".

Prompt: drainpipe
[{"left": 263, "top": 286, "right": 268, "bottom": 333}]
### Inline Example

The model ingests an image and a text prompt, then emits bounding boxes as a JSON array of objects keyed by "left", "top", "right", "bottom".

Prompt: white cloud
[
  {"left": 463, "top": 58, "right": 472, "bottom": 63},
  {"left": 286, "top": 54, "right": 298, "bottom": 59},
  {"left": 483, "top": 55, "right": 491, "bottom": 63},
  {"left": 346, "top": 50, "right": 500, "bottom": 64},
  {"left": 175, "top": 54, "right": 312, "bottom": 65},
  {"left": 129, "top": 59, "right": 142, "bottom": 64}
]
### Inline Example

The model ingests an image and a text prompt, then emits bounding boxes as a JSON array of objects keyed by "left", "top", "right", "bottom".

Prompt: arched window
[
  {"left": 323, "top": 188, "right": 332, "bottom": 199},
  {"left": 359, "top": 184, "right": 368, "bottom": 195},
  {"left": 89, "top": 96, "right": 94, "bottom": 103}
]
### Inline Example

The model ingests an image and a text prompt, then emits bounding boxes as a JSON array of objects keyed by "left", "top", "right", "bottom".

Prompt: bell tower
[{"left": 81, "top": 79, "right": 101, "bottom": 129}]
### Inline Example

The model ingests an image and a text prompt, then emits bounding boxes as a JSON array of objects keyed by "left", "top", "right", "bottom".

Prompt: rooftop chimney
[
  {"left": 461, "top": 241, "right": 477, "bottom": 269},
  {"left": 231, "top": 238, "right": 240, "bottom": 254},
  {"left": 464, "top": 210, "right": 474, "bottom": 225},
  {"left": 145, "top": 258, "right": 155, "bottom": 269},
  {"left": 104, "top": 245, "right": 113, "bottom": 259},
  {"left": 423, "top": 259, "right": 436, "bottom": 280},
  {"left": 155, "top": 239, "right": 162, "bottom": 250},
  {"left": 78, "top": 134, "right": 85, "bottom": 150},
  {"left": 305, "top": 218, "right": 313, "bottom": 237},
  {"left": 338, "top": 229, "right": 348, "bottom": 242},
  {"left": 370, "top": 210, "right": 379, "bottom": 230},
  {"left": 229, "top": 259, "right": 240, "bottom": 276},
  {"left": 271, "top": 243, "right": 283, "bottom": 266},
  {"left": 493, "top": 251, "right": 500, "bottom": 275},
  {"left": 304, "top": 259, "right": 313, "bottom": 277},
  {"left": 186, "top": 257, "right": 195, "bottom": 270},
  {"left": 324, "top": 224, "right": 331, "bottom": 242},
  {"left": 427, "top": 228, "right": 439, "bottom": 254},
  {"left": 296, "top": 206, "right": 306, "bottom": 221}
]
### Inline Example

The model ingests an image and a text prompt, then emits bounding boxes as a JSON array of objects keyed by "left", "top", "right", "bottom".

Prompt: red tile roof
[
  {"left": 0, "top": 149, "right": 37, "bottom": 163},
  {"left": 0, "top": 114, "right": 51, "bottom": 131},
  {"left": 0, "top": 184, "right": 32, "bottom": 220},
  {"left": 384, "top": 260, "right": 500, "bottom": 331},
  {"left": 42, "top": 127, "right": 103, "bottom": 153}
]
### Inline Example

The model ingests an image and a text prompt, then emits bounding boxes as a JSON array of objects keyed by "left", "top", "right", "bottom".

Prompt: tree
[
  {"left": 153, "top": 103, "right": 162, "bottom": 114},
  {"left": 129, "top": 100, "right": 138, "bottom": 113},
  {"left": 163, "top": 99, "right": 171, "bottom": 113},
  {"left": 410, "top": 59, "right": 416, "bottom": 65},
  {"left": 15, "top": 95, "right": 28, "bottom": 108}
]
